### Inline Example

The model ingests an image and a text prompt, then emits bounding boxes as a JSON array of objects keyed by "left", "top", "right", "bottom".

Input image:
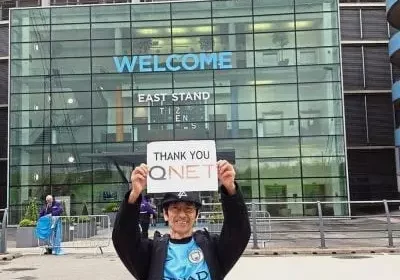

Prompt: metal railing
[
  {"left": 37, "top": 215, "right": 111, "bottom": 254},
  {"left": 199, "top": 200, "right": 400, "bottom": 250},
  {"left": 0, "top": 208, "right": 7, "bottom": 254}
]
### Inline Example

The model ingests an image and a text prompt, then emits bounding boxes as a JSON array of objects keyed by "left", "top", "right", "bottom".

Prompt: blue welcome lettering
[
  {"left": 113, "top": 56, "right": 137, "bottom": 73},
  {"left": 113, "top": 52, "right": 232, "bottom": 73}
]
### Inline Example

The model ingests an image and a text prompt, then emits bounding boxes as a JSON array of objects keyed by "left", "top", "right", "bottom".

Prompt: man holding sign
[{"left": 112, "top": 159, "right": 251, "bottom": 280}]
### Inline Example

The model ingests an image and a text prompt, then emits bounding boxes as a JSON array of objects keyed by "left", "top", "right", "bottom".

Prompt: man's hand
[
  {"left": 217, "top": 160, "right": 236, "bottom": 195},
  {"left": 128, "top": 163, "right": 148, "bottom": 204}
]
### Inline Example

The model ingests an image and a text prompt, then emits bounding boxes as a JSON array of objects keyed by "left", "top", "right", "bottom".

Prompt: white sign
[{"left": 146, "top": 140, "right": 218, "bottom": 193}]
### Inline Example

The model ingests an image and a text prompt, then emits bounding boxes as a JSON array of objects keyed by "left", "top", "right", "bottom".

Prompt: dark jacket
[
  {"left": 112, "top": 184, "right": 251, "bottom": 280},
  {"left": 39, "top": 201, "right": 63, "bottom": 217}
]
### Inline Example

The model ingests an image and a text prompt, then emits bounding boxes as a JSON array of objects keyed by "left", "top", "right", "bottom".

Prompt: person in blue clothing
[
  {"left": 39, "top": 195, "right": 63, "bottom": 255},
  {"left": 112, "top": 160, "right": 251, "bottom": 280},
  {"left": 139, "top": 194, "right": 156, "bottom": 238}
]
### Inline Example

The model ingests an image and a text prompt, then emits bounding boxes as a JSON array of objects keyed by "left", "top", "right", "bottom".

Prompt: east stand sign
[{"left": 146, "top": 140, "right": 218, "bottom": 193}]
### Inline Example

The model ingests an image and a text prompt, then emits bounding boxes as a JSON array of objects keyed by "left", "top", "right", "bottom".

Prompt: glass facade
[{"left": 9, "top": 0, "right": 347, "bottom": 224}]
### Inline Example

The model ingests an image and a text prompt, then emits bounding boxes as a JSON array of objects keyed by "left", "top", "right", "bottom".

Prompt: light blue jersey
[{"left": 164, "top": 237, "right": 210, "bottom": 280}]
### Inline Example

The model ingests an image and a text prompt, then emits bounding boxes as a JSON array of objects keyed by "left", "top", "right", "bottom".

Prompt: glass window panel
[
  {"left": 11, "top": 76, "right": 50, "bottom": 94},
  {"left": 215, "top": 104, "right": 256, "bottom": 121},
  {"left": 132, "top": 38, "right": 171, "bottom": 55},
  {"left": 92, "top": 73, "right": 132, "bottom": 91},
  {"left": 51, "top": 126, "right": 92, "bottom": 144},
  {"left": 52, "top": 74, "right": 91, "bottom": 92},
  {"left": 11, "top": 59, "right": 50, "bottom": 77},
  {"left": 214, "top": 68, "right": 255, "bottom": 86},
  {"left": 173, "top": 104, "right": 214, "bottom": 123},
  {"left": 52, "top": 91, "right": 91, "bottom": 110},
  {"left": 297, "top": 47, "right": 340, "bottom": 65},
  {"left": 255, "top": 49, "right": 296, "bottom": 67},
  {"left": 299, "top": 82, "right": 341, "bottom": 100},
  {"left": 172, "top": 36, "right": 211, "bottom": 53},
  {"left": 9, "top": 187, "right": 46, "bottom": 208},
  {"left": 295, "top": 0, "right": 337, "bottom": 13},
  {"left": 11, "top": 42, "right": 50, "bottom": 59},
  {"left": 215, "top": 85, "right": 255, "bottom": 104},
  {"left": 213, "top": 34, "right": 253, "bottom": 52},
  {"left": 172, "top": 19, "right": 212, "bottom": 36},
  {"left": 91, "top": 5, "right": 130, "bottom": 22},
  {"left": 300, "top": 117, "right": 343, "bottom": 136},
  {"left": 212, "top": 0, "right": 252, "bottom": 17},
  {"left": 10, "top": 146, "right": 47, "bottom": 166},
  {"left": 51, "top": 58, "right": 91, "bottom": 75},
  {"left": 11, "top": 25, "right": 50, "bottom": 43},
  {"left": 257, "top": 119, "right": 299, "bottom": 137},
  {"left": 302, "top": 177, "right": 347, "bottom": 201},
  {"left": 93, "top": 183, "right": 128, "bottom": 204},
  {"left": 94, "top": 90, "right": 132, "bottom": 108},
  {"left": 92, "top": 163, "right": 127, "bottom": 184},
  {"left": 257, "top": 102, "right": 298, "bottom": 119},
  {"left": 235, "top": 159, "right": 259, "bottom": 180},
  {"left": 10, "top": 127, "right": 50, "bottom": 145},
  {"left": 52, "top": 24, "right": 90, "bottom": 41},
  {"left": 253, "top": 0, "right": 295, "bottom": 15},
  {"left": 131, "top": 3, "right": 171, "bottom": 21},
  {"left": 57, "top": 184, "right": 91, "bottom": 205},
  {"left": 51, "top": 144, "right": 92, "bottom": 164},
  {"left": 256, "top": 84, "right": 298, "bottom": 102},
  {"left": 295, "top": 12, "right": 338, "bottom": 30},
  {"left": 216, "top": 139, "right": 258, "bottom": 158},
  {"left": 92, "top": 39, "right": 132, "bottom": 56},
  {"left": 174, "top": 122, "right": 215, "bottom": 140},
  {"left": 52, "top": 108, "right": 92, "bottom": 126},
  {"left": 133, "top": 72, "right": 172, "bottom": 89},
  {"left": 94, "top": 142, "right": 133, "bottom": 154},
  {"left": 51, "top": 6, "right": 90, "bottom": 24},
  {"left": 51, "top": 164, "right": 93, "bottom": 185},
  {"left": 132, "top": 21, "right": 171, "bottom": 38},
  {"left": 134, "top": 124, "right": 173, "bottom": 141},
  {"left": 260, "top": 179, "right": 301, "bottom": 201},
  {"left": 11, "top": 8, "right": 50, "bottom": 26},
  {"left": 299, "top": 100, "right": 343, "bottom": 118},
  {"left": 212, "top": 17, "right": 253, "bottom": 35},
  {"left": 298, "top": 65, "right": 340, "bottom": 83},
  {"left": 259, "top": 157, "right": 301, "bottom": 178},
  {"left": 10, "top": 165, "right": 50, "bottom": 186},
  {"left": 253, "top": 14, "right": 295, "bottom": 33},
  {"left": 11, "top": 93, "right": 50, "bottom": 111},
  {"left": 255, "top": 67, "right": 297, "bottom": 84},
  {"left": 236, "top": 179, "right": 260, "bottom": 199},
  {"left": 258, "top": 137, "right": 300, "bottom": 157},
  {"left": 10, "top": 110, "right": 50, "bottom": 128},
  {"left": 301, "top": 136, "right": 345, "bottom": 156},
  {"left": 171, "top": 1, "right": 211, "bottom": 19},
  {"left": 92, "top": 108, "right": 132, "bottom": 125},
  {"left": 51, "top": 40, "right": 90, "bottom": 57},
  {"left": 296, "top": 29, "right": 339, "bottom": 48},
  {"left": 255, "top": 32, "right": 295, "bottom": 50},
  {"left": 302, "top": 156, "right": 345, "bottom": 177},
  {"left": 214, "top": 121, "right": 257, "bottom": 138},
  {"left": 174, "top": 71, "right": 212, "bottom": 88},
  {"left": 92, "top": 22, "right": 130, "bottom": 40},
  {"left": 93, "top": 125, "right": 133, "bottom": 143}
]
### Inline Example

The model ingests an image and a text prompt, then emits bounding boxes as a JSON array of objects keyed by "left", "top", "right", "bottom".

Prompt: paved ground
[{"left": 0, "top": 249, "right": 399, "bottom": 279}]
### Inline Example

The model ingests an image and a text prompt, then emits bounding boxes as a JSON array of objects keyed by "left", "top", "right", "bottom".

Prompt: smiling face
[{"left": 163, "top": 202, "right": 198, "bottom": 239}]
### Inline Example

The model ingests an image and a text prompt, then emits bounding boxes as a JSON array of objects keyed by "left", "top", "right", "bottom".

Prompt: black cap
[{"left": 161, "top": 192, "right": 202, "bottom": 209}]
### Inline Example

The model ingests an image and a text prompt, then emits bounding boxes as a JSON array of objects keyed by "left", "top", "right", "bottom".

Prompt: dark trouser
[
  {"left": 140, "top": 221, "right": 150, "bottom": 238},
  {"left": 139, "top": 213, "right": 150, "bottom": 239}
]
